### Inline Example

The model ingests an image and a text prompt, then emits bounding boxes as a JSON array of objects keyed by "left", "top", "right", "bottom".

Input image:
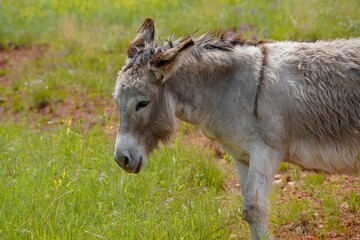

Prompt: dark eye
[{"left": 135, "top": 101, "right": 150, "bottom": 111}]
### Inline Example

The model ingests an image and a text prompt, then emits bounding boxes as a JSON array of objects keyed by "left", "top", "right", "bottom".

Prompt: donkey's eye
[{"left": 136, "top": 101, "right": 150, "bottom": 111}]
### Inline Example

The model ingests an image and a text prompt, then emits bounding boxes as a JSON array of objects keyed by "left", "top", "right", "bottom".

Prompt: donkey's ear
[
  {"left": 127, "top": 18, "right": 155, "bottom": 58},
  {"left": 149, "top": 38, "right": 194, "bottom": 82}
]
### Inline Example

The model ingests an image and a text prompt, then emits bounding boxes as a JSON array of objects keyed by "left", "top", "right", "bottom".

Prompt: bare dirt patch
[
  {"left": 0, "top": 45, "right": 118, "bottom": 134},
  {"left": 0, "top": 44, "right": 47, "bottom": 86},
  {"left": 35, "top": 93, "right": 118, "bottom": 132},
  {"left": 273, "top": 173, "right": 360, "bottom": 239}
]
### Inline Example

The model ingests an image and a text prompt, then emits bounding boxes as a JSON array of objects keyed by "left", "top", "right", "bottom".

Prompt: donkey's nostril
[
  {"left": 114, "top": 153, "right": 131, "bottom": 169},
  {"left": 123, "top": 156, "right": 130, "bottom": 167}
]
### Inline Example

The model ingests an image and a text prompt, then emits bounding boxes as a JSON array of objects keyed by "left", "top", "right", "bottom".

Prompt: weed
[
  {"left": 348, "top": 190, "right": 360, "bottom": 213},
  {"left": 0, "top": 122, "right": 245, "bottom": 239}
]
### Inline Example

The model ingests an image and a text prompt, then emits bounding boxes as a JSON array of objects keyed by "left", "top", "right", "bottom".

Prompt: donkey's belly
[{"left": 286, "top": 141, "right": 360, "bottom": 175}]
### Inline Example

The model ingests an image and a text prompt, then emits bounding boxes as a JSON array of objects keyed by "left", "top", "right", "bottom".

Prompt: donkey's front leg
[
  {"left": 233, "top": 158, "right": 249, "bottom": 196},
  {"left": 242, "top": 142, "right": 284, "bottom": 240}
]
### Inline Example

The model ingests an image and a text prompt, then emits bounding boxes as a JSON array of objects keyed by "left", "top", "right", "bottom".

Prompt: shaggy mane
[{"left": 122, "top": 32, "right": 264, "bottom": 72}]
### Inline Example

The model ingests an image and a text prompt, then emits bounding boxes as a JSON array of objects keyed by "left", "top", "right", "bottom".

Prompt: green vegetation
[
  {"left": 1, "top": 0, "right": 360, "bottom": 239},
  {"left": 0, "top": 122, "right": 246, "bottom": 239},
  {"left": 1, "top": 0, "right": 360, "bottom": 112},
  {"left": 1, "top": 0, "right": 360, "bottom": 48}
]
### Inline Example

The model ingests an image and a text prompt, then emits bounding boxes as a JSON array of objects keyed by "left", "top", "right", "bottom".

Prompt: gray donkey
[{"left": 113, "top": 18, "right": 360, "bottom": 239}]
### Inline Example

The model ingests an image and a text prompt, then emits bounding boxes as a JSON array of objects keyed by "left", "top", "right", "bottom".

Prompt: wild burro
[{"left": 113, "top": 18, "right": 360, "bottom": 239}]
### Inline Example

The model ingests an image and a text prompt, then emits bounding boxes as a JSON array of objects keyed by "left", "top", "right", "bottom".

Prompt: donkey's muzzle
[
  {"left": 115, "top": 153, "right": 143, "bottom": 174},
  {"left": 114, "top": 134, "right": 146, "bottom": 173}
]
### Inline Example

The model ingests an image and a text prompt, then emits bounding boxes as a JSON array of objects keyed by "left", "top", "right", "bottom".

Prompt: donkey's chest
[{"left": 199, "top": 115, "right": 253, "bottom": 160}]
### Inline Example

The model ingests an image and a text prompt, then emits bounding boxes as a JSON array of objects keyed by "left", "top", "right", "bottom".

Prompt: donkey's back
[{"left": 263, "top": 39, "right": 360, "bottom": 174}]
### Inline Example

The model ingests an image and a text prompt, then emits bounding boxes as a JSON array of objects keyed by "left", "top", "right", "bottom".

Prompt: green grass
[
  {"left": 1, "top": 0, "right": 360, "bottom": 113},
  {"left": 269, "top": 170, "right": 360, "bottom": 239},
  {"left": 0, "top": 122, "right": 246, "bottom": 239},
  {"left": 1, "top": 0, "right": 360, "bottom": 239},
  {"left": 1, "top": 0, "right": 359, "bottom": 48}
]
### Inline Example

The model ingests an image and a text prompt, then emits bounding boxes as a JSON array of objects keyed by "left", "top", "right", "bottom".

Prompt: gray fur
[{"left": 113, "top": 18, "right": 360, "bottom": 239}]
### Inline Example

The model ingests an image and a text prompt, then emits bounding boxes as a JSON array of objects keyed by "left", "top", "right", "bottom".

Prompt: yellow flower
[
  {"left": 62, "top": 170, "right": 67, "bottom": 179},
  {"left": 67, "top": 117, "right": 73, "bottom": 127},
  {"left": 66, "top": 117, "right": 73, "bottom": 134},
  {"left": 53, "top": 179, "right": 59, "bottom": 188}
]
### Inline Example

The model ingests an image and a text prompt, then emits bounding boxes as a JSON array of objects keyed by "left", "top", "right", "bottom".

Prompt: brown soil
[
  {"left": 274, "top": 173, "right": 360, "bottom": 240},
  {"left": 0, "top": 45, "right": 118, "bottom": 135},
  {"left": 0, "top": 44, "right": 48, "bottom": 86}
]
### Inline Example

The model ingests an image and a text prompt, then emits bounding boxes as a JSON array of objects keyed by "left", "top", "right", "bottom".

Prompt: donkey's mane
[
  {"left": 192, "top": 31, "right": 264, "bottom": 51},
  {"left": 122, "top": 32, "right": 264, "bottom": 72}
]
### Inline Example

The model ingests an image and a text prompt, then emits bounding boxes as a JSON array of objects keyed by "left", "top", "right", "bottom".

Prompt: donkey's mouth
[{"left": 134, "top": 157, "right": 143, "bottom": 174}]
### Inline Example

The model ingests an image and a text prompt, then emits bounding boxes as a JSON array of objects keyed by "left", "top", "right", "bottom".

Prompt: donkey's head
[{"left": 113, "top": 18, "right": 194, "bottom": 173}]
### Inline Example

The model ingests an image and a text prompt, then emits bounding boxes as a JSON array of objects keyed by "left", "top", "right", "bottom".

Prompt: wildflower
[
  {"left": 62, "top": 170, "right": 67, "bottom": 178},
  {"left": 66, "top": 117, "right": 73, "bottom": 134}
]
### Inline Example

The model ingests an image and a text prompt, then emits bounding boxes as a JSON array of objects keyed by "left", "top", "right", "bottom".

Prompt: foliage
[
  {"left": 0, "top": 122, "right": 245, "bottom": 239},
  {"left": 1, "top": 0, "right": 359, "bottom": 48}
]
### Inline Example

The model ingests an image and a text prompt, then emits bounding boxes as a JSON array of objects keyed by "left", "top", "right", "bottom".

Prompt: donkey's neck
[{"left": 167, "top": 45, "right": 264, "bottom": 125}]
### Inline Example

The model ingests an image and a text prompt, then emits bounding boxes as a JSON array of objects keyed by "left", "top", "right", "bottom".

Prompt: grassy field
[
  {"left": 1, "top": 0, "right": 360, "bottom": 239},
  {"left": 1, "top": 122, "right": 244, "bottom": 239}
]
